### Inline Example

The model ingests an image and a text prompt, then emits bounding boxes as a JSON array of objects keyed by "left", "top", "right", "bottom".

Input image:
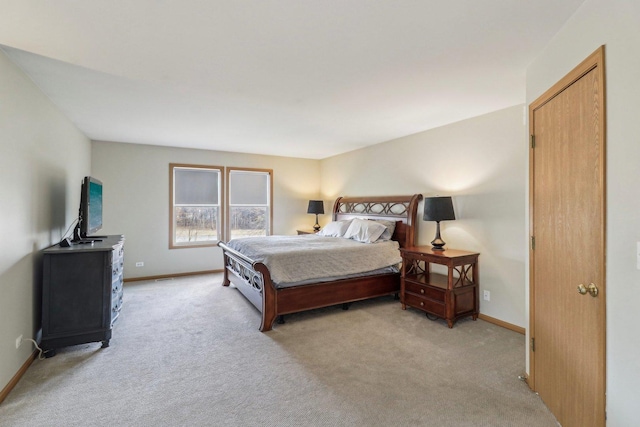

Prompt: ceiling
[{"left": 0, "top": 1, "right": 585, "bottom": 159}]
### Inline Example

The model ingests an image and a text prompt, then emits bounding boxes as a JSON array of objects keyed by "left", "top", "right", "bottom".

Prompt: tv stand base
[{"left": 75, "top": 239, "right": 104, "bottom": 244}]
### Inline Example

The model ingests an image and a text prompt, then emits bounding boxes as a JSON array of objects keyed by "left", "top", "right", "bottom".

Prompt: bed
[{"left": 218, "top": 194, "right": 422, "bottom": 331}]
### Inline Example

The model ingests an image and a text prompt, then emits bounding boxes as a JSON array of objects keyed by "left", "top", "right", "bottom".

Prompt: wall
[
  {"left": 320, "top": 105, "right": 527, "bottom": 327},
  {"left": 525, "top": 0, "right": 640, "bottom": 424},
  {"left": 91, "top": 141, "right": 321, "bottom": 279},
  {"left": 0, "top": 49, "right": 91, "bottom": 393}
]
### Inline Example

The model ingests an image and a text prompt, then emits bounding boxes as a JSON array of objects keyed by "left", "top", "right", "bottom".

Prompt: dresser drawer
[
  {"left": 111, "top": 292, "right": 123, "bottom": 325},
  {"left": 112, "top": 276, "right": 122, "bottom": 293},
  {"left": 404, "top": 280, "right": 445, "bottom": 302},
  {"left": 112, "top": 260, "right": 123, "bottom": 279},
  {"left": 404, "top": 293, "right": 445, "bottom": 317},
  {"left": 111, "top": 293, "right": 123, "bottom": 312}
]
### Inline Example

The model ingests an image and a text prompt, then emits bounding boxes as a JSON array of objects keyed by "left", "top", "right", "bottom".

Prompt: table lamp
[
  {"left": 307, "top": 200, "right": 324, "bottom": 232},
  {"left": 423, "top": 196, "right": 455, "bottom": 250}
]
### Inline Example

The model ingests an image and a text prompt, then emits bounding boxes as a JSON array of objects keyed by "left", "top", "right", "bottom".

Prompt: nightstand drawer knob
[
  {"left": 420, "top": 289, "right": 425, "bottom": 294},
  {"left": 420, "top": 302, "right": 424, "bottom": 307}
]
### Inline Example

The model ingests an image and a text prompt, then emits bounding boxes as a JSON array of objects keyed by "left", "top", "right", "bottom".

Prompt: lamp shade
[
  {"left": 307, "top": 200, "right": 324, "bottom": 215},
  {"left": 423, "top": 196, "right": 455, "bottom": 222}
]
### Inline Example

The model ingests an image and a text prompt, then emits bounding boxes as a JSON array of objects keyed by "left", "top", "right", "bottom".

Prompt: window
[
  {"left": 227, "top": 168, "right": 272, "bottom": 240},
  {"left": 170, "top": 164, "right": 223, "bottom": 248}
]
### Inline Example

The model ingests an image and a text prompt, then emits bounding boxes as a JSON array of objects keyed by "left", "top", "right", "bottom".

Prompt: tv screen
[
  {"left": 73, "top": 176, "right": 103, "bottom": 241},
  {"left": 86, "top": 178, "right": 103, "bottom": 235}
]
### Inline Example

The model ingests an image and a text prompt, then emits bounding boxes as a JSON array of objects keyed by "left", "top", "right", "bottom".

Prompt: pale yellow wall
[
  {"left": 321, "top": 105, "right": 528, "bottom": 327},
  {"left": 525, "top": 0, "right": 640, "bottom": 424},
  {"left": 91, "top": 141, "right": 321, "bottom": 279},
  {"left": 0, "top": 49, "right": 91, "bottom": 391}
]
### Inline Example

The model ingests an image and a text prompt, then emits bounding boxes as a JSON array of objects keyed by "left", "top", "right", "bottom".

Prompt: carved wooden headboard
[{"left": 332, "top": 194, "right": 423, "bottom": 248}]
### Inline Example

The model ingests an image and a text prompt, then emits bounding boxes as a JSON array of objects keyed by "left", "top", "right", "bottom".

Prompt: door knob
[{"left": 577, "top": 283, "right": 599, "bottom": 297}]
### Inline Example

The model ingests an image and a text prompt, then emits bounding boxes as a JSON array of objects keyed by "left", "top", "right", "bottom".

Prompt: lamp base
[
  {"left": 431, "top": 241, "right": 446, "bottom": 251},
  {"left": 431, "top": 222, "right": 446, "bottom": 250},
  {"left": 313, "top": 213, "right": 321, "bottom": 231}
]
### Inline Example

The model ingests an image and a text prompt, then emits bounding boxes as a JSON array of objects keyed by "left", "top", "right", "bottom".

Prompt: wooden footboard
[{"left": 218, "top": 242, "right": 278, "bottom": 331}]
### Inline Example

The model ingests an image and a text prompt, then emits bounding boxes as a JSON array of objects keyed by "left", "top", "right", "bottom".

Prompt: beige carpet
[{"left": 0, "top": 273, "right": 557, "bottom": 426}]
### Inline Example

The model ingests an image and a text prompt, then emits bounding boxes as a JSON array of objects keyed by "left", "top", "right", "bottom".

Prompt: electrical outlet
[
  {"left": 483, "top": 290, "right": 490, "bottom": 301},
  {"left": 15, "top": 334, "right": 22, "bottom": 349},
  {"left": 135, "top": 262, "right": 144, "bottom": 267}
]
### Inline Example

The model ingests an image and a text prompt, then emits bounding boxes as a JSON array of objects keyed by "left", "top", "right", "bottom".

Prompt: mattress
[{"left": 225, "top": 234, "right": 402, "bottom": 288}]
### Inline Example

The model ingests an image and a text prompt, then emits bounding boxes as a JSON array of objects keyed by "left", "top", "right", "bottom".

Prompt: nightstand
[
  {"left": 296, "top": 229, "right": 317, "bottom": 235},
  {"left": 400, "top": 246, "right": 479, "bottom": 328}
]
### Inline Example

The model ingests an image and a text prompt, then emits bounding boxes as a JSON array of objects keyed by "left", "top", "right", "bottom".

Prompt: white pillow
[
  {"left": 343, "top": 218, "right": 387, "bottom": 243},
  {"left": 369, "top": 219, "right": 398, "bottom": 241},
  {"left": 317, "top": 219, "right": 353, "bottom": 237}
]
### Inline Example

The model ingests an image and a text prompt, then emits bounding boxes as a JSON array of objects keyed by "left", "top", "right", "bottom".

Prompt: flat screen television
[{"left": 73, "top": 176, "right": 104, "bottom": 242}]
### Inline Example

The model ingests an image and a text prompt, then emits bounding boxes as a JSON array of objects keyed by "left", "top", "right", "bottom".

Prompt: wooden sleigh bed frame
[{"left": 218, "top": 194, "right": 422, "bottom": 331}]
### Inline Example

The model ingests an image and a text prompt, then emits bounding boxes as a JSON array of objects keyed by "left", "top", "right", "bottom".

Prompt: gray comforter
[{"left": 225, "top": 234, "right": 402, "bottom": 286}]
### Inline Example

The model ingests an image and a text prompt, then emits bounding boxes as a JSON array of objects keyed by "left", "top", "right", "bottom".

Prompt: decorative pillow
[
  {"left": 368, "top": 219, "right": 399, "bottom": 241},
  {"left": 317, "top": 219, "right": 353, "bottom": 237},
  {"left": 343, "top": 218, "right": 387, "bottom": 243}
]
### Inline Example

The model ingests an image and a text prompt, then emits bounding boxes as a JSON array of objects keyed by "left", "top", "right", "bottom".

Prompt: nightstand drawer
[
  {"left": 404, "top": 281, "right": 445, "bottom": 301},
  {"left": 404, "top": 293, "right": 445, "bottom": 317}
]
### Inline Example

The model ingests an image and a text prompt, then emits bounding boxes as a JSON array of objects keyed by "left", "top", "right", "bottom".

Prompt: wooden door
[{"left": 529, "top": 47, "right": 606, "bottom": 427}]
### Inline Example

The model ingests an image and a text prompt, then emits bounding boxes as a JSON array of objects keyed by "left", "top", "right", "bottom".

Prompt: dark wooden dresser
[
  {"left": 41, "top": 235, "right": 124, "bottom": 356},
  {"left": 400, "top": 246, "right": 479, "bottom": 328}
]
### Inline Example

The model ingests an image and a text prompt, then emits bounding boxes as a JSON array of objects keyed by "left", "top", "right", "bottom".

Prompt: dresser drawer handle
[
  {"left": 420, "top": 302, "right": 424, "bottom": 307},
  {"left": 420, "top": 289, "right": 425, "bottom": 294}
]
